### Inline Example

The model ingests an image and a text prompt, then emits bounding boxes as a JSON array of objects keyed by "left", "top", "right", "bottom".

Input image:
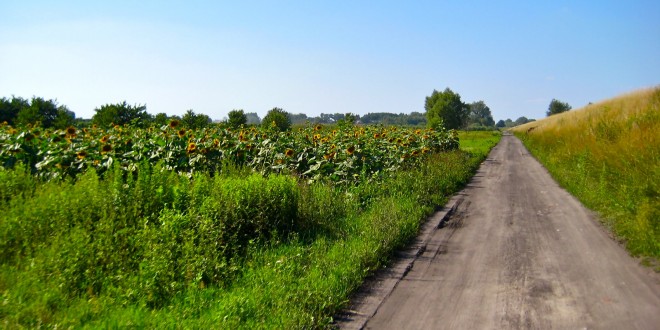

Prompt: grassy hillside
[{"left": 513, "top": 87, "right": 659, "bottom": 260}]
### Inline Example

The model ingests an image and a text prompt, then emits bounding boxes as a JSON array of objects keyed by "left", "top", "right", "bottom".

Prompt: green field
[
  {"left": 513, "top": 87, "right": 659, "bottom": 263},
  {"left": 0, "top": 123, "right": 500, "bottom": 328}
]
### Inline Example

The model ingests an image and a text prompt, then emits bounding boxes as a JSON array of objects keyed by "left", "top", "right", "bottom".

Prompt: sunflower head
[
  {"left": 314, "top": 124, "right": 323, "bottom": 131},
  {"left": 24, "top": 133, "right": 35, "bottom": 142},
  {"left": 101, "top": 144, "right": 112, "bottom": 153},
  {"left": 346, "top": 146, "right": 355, "bottom": 155},
  {"left": 100, "top": 135, "right": 109, "bottom": 143},
  {"left": 285, "top": 149, "right": 294, "bottom": 158},
  {"left": 374, "top": 133, "right": 380, "bottom": 139},
  {"left": 213, "top": 138, "right": 220, "bottom": 146},
  {"left": 187, "top": 142, "right": 197, "bottom": 153},
  {"left": 177, "top": 129, "right": 187, "bottom": 138},
  {"left": 169, "top": 120, "right": 180, "bottom": 129},
  {"left": 76, "top": 151, "right": 87, "bottom": 159}
]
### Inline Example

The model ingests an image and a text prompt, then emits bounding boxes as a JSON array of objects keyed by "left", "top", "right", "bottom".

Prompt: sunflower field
[
  {"left": 0, "top": 121, "right": 458, "bottom": 183},
  {"left": 0, "top": 120, "right": 494, "bottom": 329}
]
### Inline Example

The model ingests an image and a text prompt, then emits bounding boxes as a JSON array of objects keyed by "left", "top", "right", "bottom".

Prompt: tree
[
  {"left": 0, "top": 96, "right": 29, "bottom": 125},
  {"left": 52, "top": 105, "right": 76, "bottom": 129},
  {"left": 515, "top": 116, "right": 527, "bottom": 126},
  {"left": 153, "top": 113, "right": 170, "bottom": 126},
  {"left": 227, "top": 109, "right": 247, "bottom": 128},
  {"left": 245, "top": 112, "right": 261, "bottom": 125},
  {"left": 262, "top": 107, "right": 291, "bottom": 131},
  {"left": 495, "top": 120, "right": 506, "bottom": 128},
  {"left": 467, "top": 101, "right": 495, "bottom": 127},
  {"left": 546, "top": 99, "right": 572, "bottom": 116},
  {"left": 92, "top": 101, "right": 150, "bottom": 127},
  {"left": 425, "top": 88, "right": 469, "bottom": 130},
  {"left": 181, "top": 109, "right": 211, "bottom": 130},
  {"left": 16, "top": 97, "right": 60, "bottom": 128}
]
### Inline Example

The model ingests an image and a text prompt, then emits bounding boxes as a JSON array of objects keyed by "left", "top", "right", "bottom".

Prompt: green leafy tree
[
  {"left": 467, "top": 101, "right": 495, "bottom": 127},
  {"left": 52, "top": 106, "right": 76, "bottom": 129},
  {"left": 245, "top": 112, "right": 261, "bottom": 125},
  {"left": 425, "top": 88, "right": 469, "bottom": 130},
  {"left": 227, "top": 109, "right": 247, "bottom": 128},
  {"left": 153, "top": 113, "right": 170, "bottom": 126},
  {"left": 546, "top": 99, "right": 572, "bottom": 116},
  {"left": 181, "top": 109, "right": 211, "bottom": 130},
  {"left": 16, "top": 97, "right": 60, "bottom": 128},
  {"left": 92, "top": 101, "right": 150, "bottom": 127},
  {"left": 0, "top": 96, "right": 29, "bottom": 125},
  {"left": 262, "top": 107, "right": 291, "bottom": 131},
  {"left": 495, "top": 120, "right": 506, "bottom": 128}
]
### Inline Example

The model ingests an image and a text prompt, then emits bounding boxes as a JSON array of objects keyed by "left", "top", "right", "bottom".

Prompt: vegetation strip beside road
[
  {"left": 513, "top": 87, "right": 660, "bottom": 263},
  {"left": 0, "top": 127, "right": 500, "bottom": 328}
]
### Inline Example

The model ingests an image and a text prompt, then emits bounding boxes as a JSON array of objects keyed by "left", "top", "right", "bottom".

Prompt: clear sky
[{"left": 1, "top": 1, "right": 659, "bottom": 122}]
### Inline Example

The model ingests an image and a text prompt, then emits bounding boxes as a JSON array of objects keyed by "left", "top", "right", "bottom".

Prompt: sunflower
[
  {"left": 177, "top": 129, "right": 187, "bottom": 138},
  {"left": 422, "top": 148, "right": 430, "bottom": 154},
  {"left": 346, "top": 146, "right": 355, "bottom": 155},
  {"left": 76, "top": 151, "right": 88, "bottom": 159},
  {"left": 246, "top": 144, "right": 254, "bottom": 151},
  {"left": 101, "top": 144, "right": 112, "bottom": 153},
  {"left": 314, "top": 124, "right": 323, "bottom": 131},
  {"left": 169, "top": 119, "right": 180, "bottom": 129},
  {"left": 187, "top": 142, "right": 197, "bottom": 153},
  {"left": 99, "top": 135, "right": 109, "bottom": 143},
  {"left": 323, "top": 152, "right": 336, "bottom": 160},
  {"left": 374, "top": 133, "right": 380, "bottom": 139},
  {"left": 285, "top": 149, "right": 294, "bottom": 158},
  {"left": 213, "top": 138, "right": 220, "bottom": 147},
  {"left": 53, "top": 136, "right": 62, "bottom": 143},
  {"left": 412, "top": 150, "right": 420, "bottom": 157},
  {"left": 24, "top": 133, "right": 35, "bottom": 142}
]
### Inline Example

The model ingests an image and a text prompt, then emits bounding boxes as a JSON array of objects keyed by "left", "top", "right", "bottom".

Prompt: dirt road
[{"left": 340, "top": 135, "right": 660, "bottom": 329}]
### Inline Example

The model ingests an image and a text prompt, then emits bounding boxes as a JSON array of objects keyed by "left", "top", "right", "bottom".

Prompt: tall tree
[
  {"left": 425, "top": 88, "right": 469, "bottom": 130},
  {"left": 262, "top": 107, "right": 291, "bottom": 131},
  {"left": 227, "top": 109, "right": 247, "bottom": 128},
  {"left": 92, "top": 101, "right": 150, "bottom": 127},
  {"left": 16, "top": 97, "right": 60, "bottom": 128},
  {"left": 181, "top": 109, "right": 211, "bottom": 130},
  {"left": 245, "top": 112, "right": 261, "bottom": 125},
  {"left": 546, "top": 99, "right": 572, "bottom": 116},
  {"left": 0, "top": 96, "right": 29, "bottom": 125},
  {"left": 467, "top": 101, "right": 495, "bottom": 127}
]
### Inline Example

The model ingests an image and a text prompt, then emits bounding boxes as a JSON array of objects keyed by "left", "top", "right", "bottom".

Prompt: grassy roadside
[
  {"left": 512, "top": 87, "right": 659, "bottom": 264},
  {"left": 0, "top": 131, "right": 501, "bottom": 328}
]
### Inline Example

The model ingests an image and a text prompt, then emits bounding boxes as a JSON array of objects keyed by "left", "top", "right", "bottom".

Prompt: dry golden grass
[{"left": 513, "top": 86, "right": 659, "bottom": 258}]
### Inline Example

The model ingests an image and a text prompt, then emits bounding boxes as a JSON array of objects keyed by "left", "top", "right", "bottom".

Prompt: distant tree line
[
  {"left": 5, "top": 89, "right": 540, "bottom": 132},
  {"left": 495, "top": 117, "right": 536, "bottom": 128}
]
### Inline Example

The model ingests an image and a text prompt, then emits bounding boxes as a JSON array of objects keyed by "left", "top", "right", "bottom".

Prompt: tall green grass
[
  {"left": 513, "top": 87, "right": 659, "bottom": 259},
  {"left": 0, "top": 133, "right": 500, "bottom": 328}
]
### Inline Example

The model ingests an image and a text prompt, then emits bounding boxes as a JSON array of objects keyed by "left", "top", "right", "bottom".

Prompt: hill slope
[{"left": 513, "top": 87, "right": 660, "bottom": 260}]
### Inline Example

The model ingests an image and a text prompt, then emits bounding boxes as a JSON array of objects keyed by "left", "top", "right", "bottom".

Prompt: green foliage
[
  {"left": 15, "top": 97, "right": 67, "bottom": 128},
  {"left": 425, "top": 88, "right": 469, "bottom": 130},
  {"left": 92, "top": 101, "right": 151, "bottom": 127},
  {"left": 0, "top": 96, "right": 29, "bottom": 126},
  {"left": 262, "top": 107, "right": 291, "bottom": 131},
  {"left": 227, "top": 109, "right": 247, "bottom": 128},
  {"left": 181, "top": 109, "right": 211, "bottom": 129},
  {"left": 546, "top": 98, "right": 572, "bottom": 116},
  {"left": 467, "top": 101, "right": 495, "bottom": 127},
  {"left": 360, "top": 112, "right": 426, "bottom": 126}
]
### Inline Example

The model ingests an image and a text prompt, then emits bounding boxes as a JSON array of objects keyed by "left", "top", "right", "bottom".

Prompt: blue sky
[{"left": 1, "top": 1, "right": 659, "bottom": 122}]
